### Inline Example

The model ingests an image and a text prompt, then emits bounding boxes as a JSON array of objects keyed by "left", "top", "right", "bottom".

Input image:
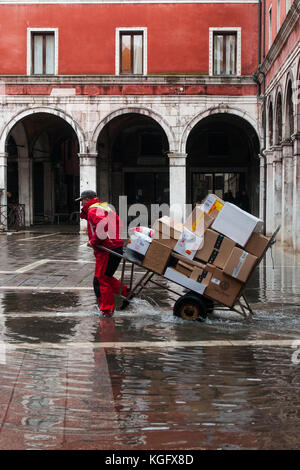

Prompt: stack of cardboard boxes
[{"left": 126, "top": 194, "right": 270, "bottom": 308}]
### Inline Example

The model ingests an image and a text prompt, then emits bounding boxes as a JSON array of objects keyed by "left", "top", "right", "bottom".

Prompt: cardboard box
[
  {"left": 204, "top": 267, "right": 243, "bottom": 307},
  {"left": 164, "top": 267, "right": 207, "bottom": 295},
  {"left": 153, "top": 216, "right": 184, "bottom": 241},
  {"left": 142, "top": 239, "right": 173, "bottom": 275},
  {"left": 202, "top": 194, "right": 225, "bottom": 219},
  {"left": 127, "top": 232, "right": 152, "bottom": 256},
  {"left": 223, "top": 247, "right": 258, "bottom": 283},
  {"left": 174, "top": 260, "right": 213, "bottom": 286},
  {"left": 184, "top": 204, "right": 214, "bottom": 237},
  {"left": 244, "top": 232, "right": 270, "bottom": 259},
  {"left": 176, "top": 260, "right": 194, "bottom": 277},
  {"left": 153, "top": 229, "right": 177, "bottom": 250},
  {"left": 194, "top": 229, "right": 236, "bottom": 269},
  {"left": 211, "top": 202, "right": 264, "bottom": 247},
  {"left": 173, "top": 228, "right": 204, "bottom": 260}
]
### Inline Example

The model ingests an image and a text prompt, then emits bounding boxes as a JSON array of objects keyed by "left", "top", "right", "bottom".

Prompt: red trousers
[{"left": 93, "top": 247, "right": 129, "bottom": 312}]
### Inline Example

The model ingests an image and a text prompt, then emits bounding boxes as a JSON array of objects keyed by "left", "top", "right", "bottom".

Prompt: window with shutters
[
  {"left": 213, "top": 32, "right": 237, "bottom": 76},
  {"left": 27, "top": 28, "right": 58, "bottom": 75},
  {"left": 116, "top": 28, "right": 147, "bottom": 75},
  {"left": 209, "top": 27, "right": 241, "bottom": 76}
]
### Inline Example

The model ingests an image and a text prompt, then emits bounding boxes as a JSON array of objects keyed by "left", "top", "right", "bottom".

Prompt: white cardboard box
[
  {"left": 173, "top": 228, "right": 204, "bottom": 260},
  {"left": 211, "top": 203, "right": 264, "bottom": 247},
  {"left": 127, "top": 232, "right": 152, "bottom": 256},
  {"left": 164, "top": 267, "right": 207, "bottom": 295}
]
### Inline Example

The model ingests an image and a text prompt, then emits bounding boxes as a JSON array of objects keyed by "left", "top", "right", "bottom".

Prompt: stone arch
[
  {"left": 179, "top": 105, "right": 260, "bottom": 154},
  {"left": 283, "top": 71, "right": 295, "bottom": 139},
  {"left": 295, "top": 58, "right": 300, "bottom": 133},
  {"left": 267, "top": 97, "right": 274, "bottom": 148},
  {"left": 274, "top": 86, "right": 283, "bottom": 145},
  {"left": 90, "top": 106, "right": 176, "bottom": 154},
  {"left": 0, "top": 106, "right": 86, "bottom": 154}
]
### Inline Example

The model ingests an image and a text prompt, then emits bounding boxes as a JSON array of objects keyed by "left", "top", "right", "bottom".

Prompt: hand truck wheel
[{"left": 173, "top": 293, "right": 208, "bottom": 322}]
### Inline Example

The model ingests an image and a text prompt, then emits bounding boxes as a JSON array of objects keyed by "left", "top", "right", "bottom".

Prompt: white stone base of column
[
  {"left": 281, "top": 143, "right": 294, "bottom": 247},
  {"left": 292, "top": 136, "right": 300, "bottom": 252},
  {"left": 168, "top": 152, "right": 187, "bottom": 223},
  {"left": 78, "top": 153, "right": 98, "bottom": 233}
]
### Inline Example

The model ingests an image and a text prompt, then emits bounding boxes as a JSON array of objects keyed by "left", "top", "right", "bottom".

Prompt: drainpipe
[{"left": 253, "top": 0, "right": 267, "bottom": 233}]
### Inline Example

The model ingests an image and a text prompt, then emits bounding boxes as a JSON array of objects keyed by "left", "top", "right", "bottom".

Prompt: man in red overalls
[{"left": 76, "top": 190, "right": 130, "bottom": 317}]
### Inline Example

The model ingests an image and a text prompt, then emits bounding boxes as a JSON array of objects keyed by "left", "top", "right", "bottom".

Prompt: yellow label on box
[
  {"left": 208, "top": 201, "right": 223, "bottom": 214},
  {"left": 191, "top": 211, "right": 205, "bottom": 232}
]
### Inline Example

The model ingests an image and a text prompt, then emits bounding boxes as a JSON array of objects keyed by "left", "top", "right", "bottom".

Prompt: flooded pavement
[{"left": 0, "top": 230, "right": 300, "bottom": 450}]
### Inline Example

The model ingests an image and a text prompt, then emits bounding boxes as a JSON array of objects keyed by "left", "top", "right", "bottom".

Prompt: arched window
[
  {"left": 286, "top": 80, "right": 294, "bottom": 138},
  {"left": 268, "top": 102, "right": 274, "bottom": 147},
  {"left": 275, "top": 92, "right": 282, "bottom": 144}
]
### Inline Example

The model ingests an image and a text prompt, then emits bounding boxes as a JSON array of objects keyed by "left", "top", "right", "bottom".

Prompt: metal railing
[{"left": 0, "top": 204, "right": 25, "bottom": 231}]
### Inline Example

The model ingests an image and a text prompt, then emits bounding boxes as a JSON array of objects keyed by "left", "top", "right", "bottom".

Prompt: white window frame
[
  {"left": 286, "top": 0, "right": 290, "bottom": 14},
  {"left": 209, "top": 27, "right": 241, "bottom": 76},
  {"left": 115, "top": 27, "right": 147, "bottom": 76},
  {"left": 27, "top": 28, "right": 59, "bottom": 76},
  {"left": 277, "top": 0, "right": 281, "bottom": 32}
]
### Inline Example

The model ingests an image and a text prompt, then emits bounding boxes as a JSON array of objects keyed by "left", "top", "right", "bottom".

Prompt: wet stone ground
[{"left": 0, "top": 229, "right": 300, "bottom": 450}]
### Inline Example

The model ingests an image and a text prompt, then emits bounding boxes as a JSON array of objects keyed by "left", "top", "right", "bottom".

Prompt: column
[
  {"left": 78, "top": 152, "right": 97, "bottom": 231},
  {"left": 0, "top": 152, "right": 7, "bottom": 230},
  {"left": 265, "top": 150, "right": 274, "bottom": 235},
  {"left": 259, "top": 154, "right": 266, "bottom": 223},
  {"left": 98, "top": 156, "right": 110, "bottom": 203},
  {"left": 281, "top": 142, "right": 294, "bottom": 246},
  {"left": 272, "top": 146, "right": 282, "bottom": 240},
  {"left": 43, "top": 160, "right": 54, "bottom": 223},
  {"left": 292, "top": 134, "right": 300, "bottom": 252},
  {"left": 18, "top": 157, "right": 33, "bottom": 227},
  {"left": 168, "top": 152, "right": 187, "bottom": 222}
]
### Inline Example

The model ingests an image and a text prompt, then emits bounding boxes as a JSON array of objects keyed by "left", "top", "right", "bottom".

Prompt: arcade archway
[
  {"left": 6, "top": 112, "right": 80, "bottom": 226},
  {"left": 186, "top": 113, "right": 260, "bottom": 215}
]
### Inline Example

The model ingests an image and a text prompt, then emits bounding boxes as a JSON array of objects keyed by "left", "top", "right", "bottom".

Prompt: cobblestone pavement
[{"left": 0, "top": 229, "right": 300, "bottom": 450}]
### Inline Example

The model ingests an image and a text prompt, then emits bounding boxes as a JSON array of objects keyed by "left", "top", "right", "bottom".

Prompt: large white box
[
  {"left": 164, "top": 267, "right": 207, "bottom": 295},
  {"left": 173, "top": 228, "right": 204, "bottom": 260},
  {"left": 127, "top": 232, "right": 152, "bottom": 256},
  {"left": 211, "top": 203, "right": 264, "bottom": 247}
]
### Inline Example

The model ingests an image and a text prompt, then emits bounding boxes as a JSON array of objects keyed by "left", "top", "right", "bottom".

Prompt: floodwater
[{"left": 0, "top": 234, "right": 300, "bottom": 450}]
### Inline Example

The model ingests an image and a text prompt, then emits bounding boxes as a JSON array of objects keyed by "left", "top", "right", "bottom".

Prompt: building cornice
[{"left": 0, "top": 74, "right": 256, "bottom": 86}]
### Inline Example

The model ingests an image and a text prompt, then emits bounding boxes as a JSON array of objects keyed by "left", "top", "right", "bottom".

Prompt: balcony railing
[{"left": 0, "top": 204, "right": 25, "bottom": 231}]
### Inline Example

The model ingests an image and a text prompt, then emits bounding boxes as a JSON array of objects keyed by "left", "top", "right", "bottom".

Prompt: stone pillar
[
  {"left": 18, "top": 157, "right": 33, "bottom": 227},
  {"left": 292, "top": 134, "right": 300, "bottom": 252},
  {"left": 0, "top": 152, "right": 7, "bottom": 229},
  {"left": 272, "top": 146, "right": 282, "bottom": 240},
  {"left": 281, "top": 142, "right": 294, "bottom": 246},
  {"left": 98, "top": 156, "right": 110, "bottom": 203},
  {"left": 259, "top": 154, "right": 266, "bottom": 223},
  {"left": 43, "top": 161, "right": 54, "bottom": 223},
  {"left": 168, "top": 152, "right": 187, "bottom": 222},
  {"left": 265, "top": 150, "right": 274, "bottom": 235},
  {"left": 78, "top": 152, "right": 98, "bottom": 231}
]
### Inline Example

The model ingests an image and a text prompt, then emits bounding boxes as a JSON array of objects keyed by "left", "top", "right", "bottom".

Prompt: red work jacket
[{"left": 80, "top": 197, "right": 124, "bottom": 253}]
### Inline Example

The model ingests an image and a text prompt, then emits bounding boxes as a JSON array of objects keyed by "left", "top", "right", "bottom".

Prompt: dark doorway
[{"left": 186, "top": 113, "right": 260, "bottom": 215}]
